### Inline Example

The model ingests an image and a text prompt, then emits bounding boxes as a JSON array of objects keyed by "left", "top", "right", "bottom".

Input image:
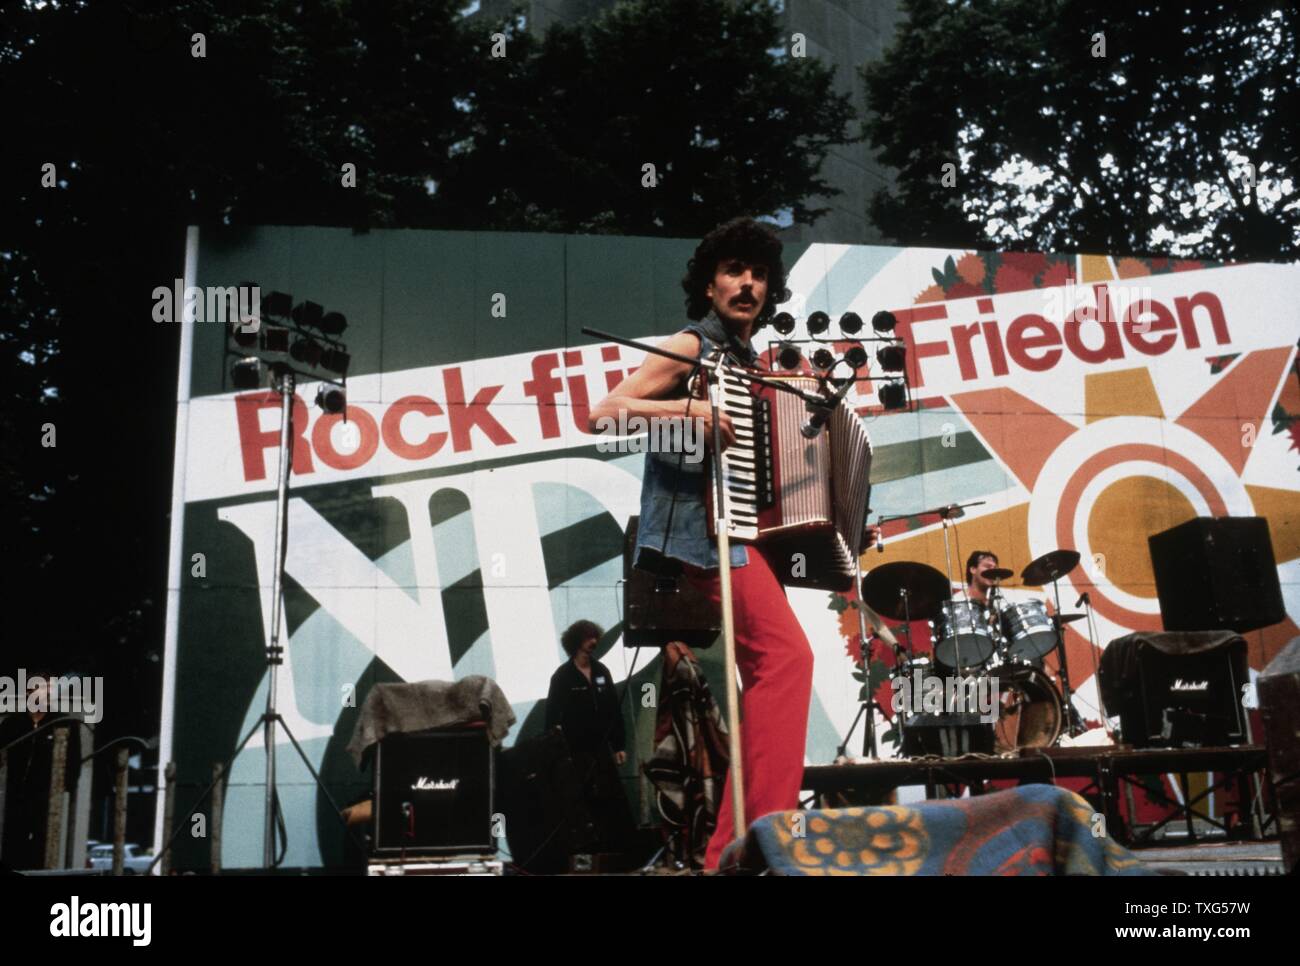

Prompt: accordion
[{"left": 702, "top": 364, "right": 873, "bottom": 592}]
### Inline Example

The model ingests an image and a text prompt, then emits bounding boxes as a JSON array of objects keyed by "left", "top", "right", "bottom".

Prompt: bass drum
[{"left": 990, "top": 665, "right": 1063, "bottom": 753}]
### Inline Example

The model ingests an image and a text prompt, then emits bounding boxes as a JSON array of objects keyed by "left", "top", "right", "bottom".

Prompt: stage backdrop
[{"left": 158, "top": 227, "right": 1300, "bottom": 868}]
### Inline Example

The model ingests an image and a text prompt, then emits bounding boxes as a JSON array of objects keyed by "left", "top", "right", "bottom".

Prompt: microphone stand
[{"left": 701, "top": 352, "right": 748, "bottom": 842}]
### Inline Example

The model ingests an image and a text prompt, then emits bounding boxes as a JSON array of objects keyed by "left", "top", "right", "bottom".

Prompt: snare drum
[
  {"left": 932, "top": 599, "right": 999, "bottom": 671},
  {"left": 998, "top": 598, "right": 1057, "bottom": 663}
]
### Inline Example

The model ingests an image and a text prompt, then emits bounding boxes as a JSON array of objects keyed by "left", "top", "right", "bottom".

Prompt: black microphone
[
  {"left": 1075, "top": 591, "right": 1090, "bottom": 608},
  {"left": 800, "top": 378, "right": 856, "bottom": 438}
]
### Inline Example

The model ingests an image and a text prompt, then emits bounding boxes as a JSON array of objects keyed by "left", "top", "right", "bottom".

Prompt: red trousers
[{"left": 684, "top": 546, "right": 814, "bottom": 869}]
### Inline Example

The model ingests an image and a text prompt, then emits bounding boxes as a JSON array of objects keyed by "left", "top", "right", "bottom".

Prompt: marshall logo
[
  {"left": 1171, "top": 679, "right": 1210, "bottom": 692},
  {"left": 411, "top": 777, "right": 459, "bottom": 791}
]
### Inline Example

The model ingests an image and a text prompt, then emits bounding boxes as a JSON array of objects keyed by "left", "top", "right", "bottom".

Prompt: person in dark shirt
[
  {"left": 544, "top": 620, "right": 634, "bottom": 857},
  {"left": 545, "top": 620, "right": 626, "bottom": 764},
  {"left": 0, "top": 669, "right": 81, "bottom": 871}
]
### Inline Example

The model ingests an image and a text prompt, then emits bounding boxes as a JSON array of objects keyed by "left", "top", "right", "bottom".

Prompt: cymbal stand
[
  {"left": 892, "top": 586, "right": 917, "bottom": 752},
  {"left": 1047, "top": 576, "right": 1086, "bottom": 736},
  {"left": 937, "top": 506, "right": 966, "bottom": 675},
  {"left": 837, "top": 575, "right": 903, "bottom": 761}
]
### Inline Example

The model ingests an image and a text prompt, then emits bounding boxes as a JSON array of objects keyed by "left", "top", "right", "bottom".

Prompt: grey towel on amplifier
[{"left": 346, "top": 676, "right": 516, "bottom": 767}]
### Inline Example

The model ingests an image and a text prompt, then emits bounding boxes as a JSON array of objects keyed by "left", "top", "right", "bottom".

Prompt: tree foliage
[
  {"left": 862, "top": 0, "right": 1299, "bottom": 259},
  {"left": 0, "top": 0, "right": 858, "bottom": 739},
  {"left": 434, "top": 0, "right": 858, "bottom": 235}
]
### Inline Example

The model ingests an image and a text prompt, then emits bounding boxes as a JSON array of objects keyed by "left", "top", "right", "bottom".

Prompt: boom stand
[
  {"left": 837, "top": 582, "right": 901, "bottom": 761},
  {"left": 703, "top": 353, "right": 747, "bottom": 841}
]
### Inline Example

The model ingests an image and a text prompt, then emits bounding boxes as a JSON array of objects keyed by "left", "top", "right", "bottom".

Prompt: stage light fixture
[
  {"left": 319, "top": 311, "right": 348, "bottom": 336},
  {"left": 230, "top": 318, "right": 258, "bottom": 349},
  {"left": 777, "top": 342, "right": 803, "bottom": 371},
  {"left": 845, "top": 345, "right": 868, "bottom": 369},
  {"left": 876, "top": 344, "right": 907, "bottom": 372},
  {"left": 316, "top": 385, "right": 346, "bottom": 414},
  {"left": 772, "top": 312, "right": 796, "bottom": 336},
  {"left": 262, "top": 291, "right": 293, "bottom": 318},
  {"left": 872, "top": 310, "right": 898, "bottom": 334},
  {"left": 231, "top": 358, "right": 262, "bottom": 390},
  {"left": 811, "top": 347, "right": 835, "bottom": 371},
  {"left": 807, "top": 311, "right": 830, "bottom": 337},
  {"left": 321, "top": 348, "right": 351, "bottom": 376},
  {"left": 292, "top": 300, "right": 324, "bottom": 329},
  {"left": 879, "top": 381, "right": 907, "bottom": 410},
  {"left": 261, "top": 326, "right": 290, "bottom": 353},
  {"left": 839, "top": 312, "right": 863, "bottom": 335},
  {"left": 290, "top": 337, "right": 324, "bottom": 367}
]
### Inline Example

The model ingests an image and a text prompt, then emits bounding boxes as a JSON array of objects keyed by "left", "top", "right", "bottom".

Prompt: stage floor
[{"left": 1125, "top": 841, "right": 1286, "bottom": 876}]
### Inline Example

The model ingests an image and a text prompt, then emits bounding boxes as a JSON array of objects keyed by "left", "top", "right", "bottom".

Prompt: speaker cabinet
[
  {"left": 1100, "top": 633, "right": 1250, "bottom": 748},
  {"left": 1148, "top": 517, "right": 1284, "bottom": 633},
  {"left": 623, "top": 516, "right": 720, "bottom": 648},
  {"left": 1258, "top": 638, "right": 1300, "bottom": 873},
  {"left": 372, "top": 726, "right": 494, "bottom": 857}
]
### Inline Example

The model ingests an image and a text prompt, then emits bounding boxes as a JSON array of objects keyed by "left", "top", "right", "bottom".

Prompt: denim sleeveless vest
[{"left": 633, "top": 311, "right": 759, "bottom": 572}]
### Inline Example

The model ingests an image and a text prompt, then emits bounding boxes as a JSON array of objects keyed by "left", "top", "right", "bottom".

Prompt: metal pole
[
  {"left": 855, "top": 597, "right": 877, "bottom": 758},
  {"left": 44, "top": 727, "right": 69, "bottom": 870},
  {"left": 706, "top": 361, "right": 745, "bottom": 840},
  {"left": 112, "top": 746, "right": 129, "bottom": 876},
  {"left": 0, "top": 747, "right": 7, "bottom": 853},
  {"left": 162, "top": 761, "right": 176, "bottom": 876},
  {"left": 211, "top": 762, "right": 224, "bottom": 875},
  {"left": 263, "top": 368, "right": 295, "bottom": 867}
]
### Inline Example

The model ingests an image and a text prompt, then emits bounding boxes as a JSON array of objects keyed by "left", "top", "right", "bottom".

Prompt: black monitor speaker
[{"left": 1147, "top": 517, "right": 1284, "bottom": 633}]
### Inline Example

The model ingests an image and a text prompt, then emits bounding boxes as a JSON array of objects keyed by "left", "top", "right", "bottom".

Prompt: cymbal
[
  {"left": 1021, "top": 549, "right": 1081, "bottom": 586},
  {"left": 861, "top": 562, "right": 951, "bottom": 622},
  {"left": 1056, "top": 613, "right": 1085, "bottom": 625},
  {"left": 984, "top": 567, "right": 1014, "bottom": 581}
]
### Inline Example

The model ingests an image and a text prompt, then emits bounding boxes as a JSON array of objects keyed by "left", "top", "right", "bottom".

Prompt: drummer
[
  {"left": 960, "top": 549, "right": 1057, "bottom": 658},
  {"left": 961, "top": 549, "right": 1048, "bottom": 611},
  {"left": 962, "top": 550, "right": 1003, "bottom": 606}
]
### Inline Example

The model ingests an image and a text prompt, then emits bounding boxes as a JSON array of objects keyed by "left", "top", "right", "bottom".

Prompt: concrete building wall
[{"left": 474, "top": 0, "right": 905, "bottom": 245}]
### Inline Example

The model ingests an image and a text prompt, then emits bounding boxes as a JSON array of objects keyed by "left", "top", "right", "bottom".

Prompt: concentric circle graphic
[{"left": 1027, "top": 417, "right": 1255, "bottom": 638}]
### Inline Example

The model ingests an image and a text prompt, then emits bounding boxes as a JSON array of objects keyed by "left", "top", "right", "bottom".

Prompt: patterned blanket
[{"left": 721, "top": 784, "right": 1155, "bottom": 875}]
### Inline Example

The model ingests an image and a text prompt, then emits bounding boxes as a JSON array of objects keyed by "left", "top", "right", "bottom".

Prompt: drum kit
[{"left": 852, "top": 503, "right": 1091, "bottom": 759}]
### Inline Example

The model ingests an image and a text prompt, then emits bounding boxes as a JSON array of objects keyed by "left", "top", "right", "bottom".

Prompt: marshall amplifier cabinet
[
  {"left": 1148, "top": 517, "right": 1284, "bottom": 633},
  {"left": 372, "top": 726, "right": 495, "bottom": 857},
  {"left": 623, "top": 516, "right": 720, "bottom": 648},
  {"left": 1099, "top": 631, "right": 1249, "bottom": 748}
]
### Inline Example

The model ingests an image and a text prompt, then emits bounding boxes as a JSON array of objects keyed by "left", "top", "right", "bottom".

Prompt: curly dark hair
[
  {"left": 681, "top": 217, "right": 790, "bottom": 328},
  {"left": 560, "top": 619, "right": 604, "bottom": 658},
  {"left": 965, "top": 550, "right": 999, "bottom": 585}
]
